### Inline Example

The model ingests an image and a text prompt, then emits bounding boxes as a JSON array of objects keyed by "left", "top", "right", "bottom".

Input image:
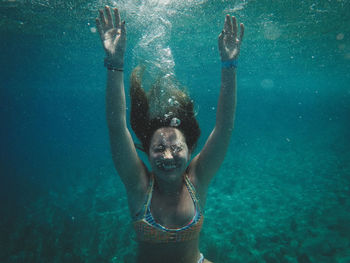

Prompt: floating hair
[{"left": 130, "top": 66, "right": 200, "bottom": 153}]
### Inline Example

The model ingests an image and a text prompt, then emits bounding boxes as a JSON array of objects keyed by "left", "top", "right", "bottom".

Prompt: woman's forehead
[{"left": 151, "top": 127, "right": 185, "bottom": 144}]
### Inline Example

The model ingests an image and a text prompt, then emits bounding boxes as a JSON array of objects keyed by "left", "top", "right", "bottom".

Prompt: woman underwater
[{"left": 96, "top": 5, "right": 244, "bottom": 263}]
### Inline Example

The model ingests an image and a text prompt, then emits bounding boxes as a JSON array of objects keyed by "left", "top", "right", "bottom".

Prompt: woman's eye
[
  {"left": 154, "top": 146, "right": 165, "bottom": 152},
  {"left": 171, "top": 145, "right": 182, "bottom": 153}
]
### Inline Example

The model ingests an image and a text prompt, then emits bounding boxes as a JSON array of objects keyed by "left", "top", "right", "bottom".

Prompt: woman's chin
[{"left": 155, "top": 166, "right": 184, "bottom": 179}]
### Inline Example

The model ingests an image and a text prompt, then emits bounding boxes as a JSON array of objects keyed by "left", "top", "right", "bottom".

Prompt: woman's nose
[{"left": 163, "top": 149, "right": 173, "bottom": 159}]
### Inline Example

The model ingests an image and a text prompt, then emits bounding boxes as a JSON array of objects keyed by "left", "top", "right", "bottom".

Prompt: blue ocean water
[{"left": 1, "top": 0, "right": 350, "bottom": 262}]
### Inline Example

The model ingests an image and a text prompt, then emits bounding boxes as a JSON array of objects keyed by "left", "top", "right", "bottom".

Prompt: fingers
[
  {"left": 239, "top": 23, "right": 245, "bottom": 42},
  {"left": 95, "top": 18, "right": 104, "bottom": 39},
  {"left": 120, "top": 20, "right": 126, "bottom": 37},
  {"left": 105, "top": 6, "right": 113, "bottom": 27},
  {"left": 98, "top": 9, "right": 106, "bottom": 28},
  {"left": 223, "top": 15, "right": 244, "bottom": 42},
  {"left": 224, "top": 14, "right": 233, "bottom": 34},
  {"left": 114, "top": 8, "right": 121, "bottom": 28},
  {"left": 232, "top": 16, "right": 238, "bottom": 40},
  {"left": 98, "top": 6, "right": 122, "bottom": 29},
  {"left": 114, "top": 20, "right": 126, "bottom": 46},
  {"left": 218, "top": 31, "right": 224, "bottom": 51}
]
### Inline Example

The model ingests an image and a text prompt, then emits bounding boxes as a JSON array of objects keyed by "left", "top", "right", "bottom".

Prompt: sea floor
[{"left": 1, "top": 119, "right": 349, "bottom": 263}]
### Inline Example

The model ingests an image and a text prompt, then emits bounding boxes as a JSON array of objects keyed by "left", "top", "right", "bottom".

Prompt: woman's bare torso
[
  {"left": 129, "top": 172, "right": 210, "bottom": 263},
  {"left": 137, "top": 239, "right": 201, "bottom": 263}
]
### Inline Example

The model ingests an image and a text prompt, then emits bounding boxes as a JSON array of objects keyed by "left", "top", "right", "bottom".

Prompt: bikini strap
[
  {"left": 135, "top": 174, "right": 154, "bottom": 219},
  {"left": 184, "top": 175, "right": 202, "bottom": 213},
  {"left": 137, "top": 175, "right": 200, "bottom": 219},
  {"left": 144, "top": 174, "right": 155, "bottom": 215}
]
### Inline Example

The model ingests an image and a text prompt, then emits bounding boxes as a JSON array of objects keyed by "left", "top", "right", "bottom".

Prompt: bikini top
[{"left": 132, "top": 174, "right": 204, "bottom": 243}]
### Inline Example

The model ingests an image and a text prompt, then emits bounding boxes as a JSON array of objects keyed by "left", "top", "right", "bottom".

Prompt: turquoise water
[{"left": 1, "top": 0, "right": 350, "bottom": 262}]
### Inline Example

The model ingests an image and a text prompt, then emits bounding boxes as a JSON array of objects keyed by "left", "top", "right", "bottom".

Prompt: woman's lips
[{"left": 156, "top": 161, "right": 178, "bottom": 171}]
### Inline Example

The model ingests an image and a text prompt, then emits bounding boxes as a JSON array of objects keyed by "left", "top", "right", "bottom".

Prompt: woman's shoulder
[
  {"left": 126, "top": 169, "right": 152, "bottom": 216},
  {"left": 186, "top": 165, "right": 210, "bottom": 208}
]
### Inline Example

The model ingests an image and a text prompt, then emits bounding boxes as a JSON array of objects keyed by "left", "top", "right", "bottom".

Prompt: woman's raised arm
[
  {"left": 191, "top": 15, "right": 244, "bottom": 187},
  {"left": 96, "top": 6, "right": 147, "bottom": 191}
]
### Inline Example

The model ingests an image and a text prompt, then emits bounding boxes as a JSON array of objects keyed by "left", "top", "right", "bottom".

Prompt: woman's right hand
[
  {"left": 218, "top": 15, "right": 244, "bottom": 62},
  {"left": 96, "top": 6, "right": 126, "bottom": 68}
]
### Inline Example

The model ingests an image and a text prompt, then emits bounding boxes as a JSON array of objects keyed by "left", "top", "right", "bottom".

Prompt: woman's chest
[{"left": 150, "top": 190, "right": 195, "bottom": 228}]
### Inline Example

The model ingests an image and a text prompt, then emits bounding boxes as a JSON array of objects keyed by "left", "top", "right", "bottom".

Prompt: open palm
[
  {"left": 96, "top": 6, "right": 126, "bottom": 66},
  {"left": 218, "top": 15, "right": 244, "bottom": 61}
]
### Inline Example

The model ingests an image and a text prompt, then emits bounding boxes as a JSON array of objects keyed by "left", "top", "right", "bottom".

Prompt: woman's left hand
[
  {"left": 218, "top": 15, "right": 244, "bottom": 61},
  {"left": 96, "top": 6, "right": 126, "bottom": 68}
]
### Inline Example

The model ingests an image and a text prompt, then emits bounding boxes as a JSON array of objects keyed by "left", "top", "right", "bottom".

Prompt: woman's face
[{"left": 149, "top": 127, "right": 190, "bottom": 181}]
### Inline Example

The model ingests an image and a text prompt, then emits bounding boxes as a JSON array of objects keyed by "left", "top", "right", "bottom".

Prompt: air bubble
[
  {"left": 168, "top": 96, "right": 179, "bottom": 106},
  {"left": 263, "top": 22, "right": 281, "bottom": 40},
  {"left": 164, "top": 112, "right": 173, "bottom": 118},
  {"left": 261, "top": 79, "right": 274, "bottom": 90},
  {"left": 170, "top": 117, "right": 181, "bottom": 127},
  {"left": 336, "top": 33, "right": 344, "bottom": 40}
]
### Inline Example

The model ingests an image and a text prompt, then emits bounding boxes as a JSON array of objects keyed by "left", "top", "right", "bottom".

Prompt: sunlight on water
[{"left": 260, "top": 78, "right": 274, "bottom": 90}]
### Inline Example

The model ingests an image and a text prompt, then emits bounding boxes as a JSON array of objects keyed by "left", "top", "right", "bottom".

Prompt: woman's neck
[{"left": 153, "top": 174, "right": 185, "bottom": 200}]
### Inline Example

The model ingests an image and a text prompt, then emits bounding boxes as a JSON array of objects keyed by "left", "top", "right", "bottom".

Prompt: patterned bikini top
[{"left": 132, "top": 174, "right": 204, "bottom": 243}]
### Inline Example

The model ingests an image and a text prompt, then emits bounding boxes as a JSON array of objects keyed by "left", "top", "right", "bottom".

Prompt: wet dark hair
[{"left": 130, "top": 66, "right": 200, "bottom": 154}]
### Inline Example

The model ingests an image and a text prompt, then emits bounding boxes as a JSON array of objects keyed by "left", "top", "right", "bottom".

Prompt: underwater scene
[{"left": 1, "top": 0, "right": 350, "bottom": 262}]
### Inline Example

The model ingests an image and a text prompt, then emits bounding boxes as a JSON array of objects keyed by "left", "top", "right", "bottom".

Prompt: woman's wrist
[
  {"left": 104, "top": 57, "right": 124, "bottom": 71},
  {"left": 221, "top": 58, "right": 238, "bottom": 69}
]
